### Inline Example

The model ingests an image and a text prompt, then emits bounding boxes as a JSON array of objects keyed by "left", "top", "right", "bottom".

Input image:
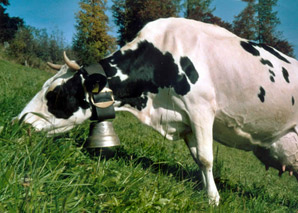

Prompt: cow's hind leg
[{"left": 184, "top": 111, "right": 219, "bottom": 205}]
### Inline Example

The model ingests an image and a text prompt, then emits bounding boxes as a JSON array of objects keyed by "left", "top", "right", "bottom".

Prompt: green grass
[{"left": 0, "top": 59, "right": 297, "bottom": 212}]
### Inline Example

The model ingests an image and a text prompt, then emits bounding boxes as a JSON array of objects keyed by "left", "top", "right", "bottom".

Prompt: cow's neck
[
  {"left": 99, "top": 42, "right": 159, "bottom": 112},
  {"left": 99, "top": 40, "right": 193, "bottom": 113}
]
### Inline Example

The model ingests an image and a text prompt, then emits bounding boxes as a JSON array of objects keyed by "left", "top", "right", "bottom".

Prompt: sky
[{"left": 6, "top": 0, "right": 298, "bottom": 57}]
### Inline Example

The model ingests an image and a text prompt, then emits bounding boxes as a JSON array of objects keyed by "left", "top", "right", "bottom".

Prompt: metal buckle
[{"left": 90, "top": 87, "right": 115, "bottom": 108}]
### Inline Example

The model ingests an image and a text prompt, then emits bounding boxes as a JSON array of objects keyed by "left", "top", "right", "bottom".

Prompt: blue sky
[{"left": 6, "top": 0, "right": 298, "bottom": 57}]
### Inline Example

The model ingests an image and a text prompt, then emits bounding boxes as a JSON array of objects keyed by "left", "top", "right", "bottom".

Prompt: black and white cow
[{"left": 18, "top": 18, "right": 298, "bottom": 205}]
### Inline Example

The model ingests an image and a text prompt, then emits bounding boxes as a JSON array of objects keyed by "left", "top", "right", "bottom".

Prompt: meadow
[{"left": 0, "top": 59, "right": 297, "bottom": 212}]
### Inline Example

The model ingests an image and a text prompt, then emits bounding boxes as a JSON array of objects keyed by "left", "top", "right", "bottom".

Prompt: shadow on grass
[
  {"left": 65, "top": 131, "right": 296, "bottom": 209},
  {"left": 85, "top": 145, "right": 205, "bottom": 190},
  {"left": 82, "top": 145, "right": 297, "bottom": 209},
  {"left": 84, "top": 145, "right": 249, "bottom": 193}
]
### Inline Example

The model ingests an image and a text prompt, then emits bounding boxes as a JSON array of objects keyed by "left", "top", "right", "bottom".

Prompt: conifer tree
[
  {"left": 112, "top": 0, "right": 180, "bottom": 46},
  {"left": 73, "top": 0, "right": 116, "bottom": 65},
  {"left": 233, "top": 0, "right": 257, "bottom": 40},
  {"left": 0, "top": 0, "right": 23, "bottom": 42},
  {"left": 257, "top": 0, "right": 279, "bottom": 44},
  {"left": 233, "top": 0, "right": 294, "bottom": 56},
  {"left": 257, "top": 0, "right": 294, "bottom": 56},
  {"left": 185, "top": 0, "right": 214, "bottom": 20},
  {"left": 185, "top": 0, "right": 232, "bottom": 31}
]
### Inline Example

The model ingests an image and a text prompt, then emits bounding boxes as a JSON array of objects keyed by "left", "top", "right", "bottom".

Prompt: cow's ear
[{"left": 84, "top": 74, "right": 107, "bottom": 94}]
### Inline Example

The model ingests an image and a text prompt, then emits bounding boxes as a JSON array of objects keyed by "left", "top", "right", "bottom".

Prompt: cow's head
[{"left": 17, "top": 53, "right": 92, "bottom": 134}]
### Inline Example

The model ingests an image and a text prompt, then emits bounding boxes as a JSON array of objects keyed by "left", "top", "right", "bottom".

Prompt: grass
[{"left": 0, "top": 59, "right": 297, "bottom": 212}]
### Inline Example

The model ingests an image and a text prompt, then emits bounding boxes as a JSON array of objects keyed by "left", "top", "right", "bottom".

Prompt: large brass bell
[{"left": 86, "top": 121, "right": 120, "bottom": 148}]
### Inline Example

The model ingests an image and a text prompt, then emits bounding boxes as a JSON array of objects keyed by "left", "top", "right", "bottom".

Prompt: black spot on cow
[
  {"left": 100, "top": 56, "right": 118, "bottom": 77},
  {"left": 120, "top": 96, "right": 148, "bottom": 111},
  {"left": 258, "top": 87, "right": 266, "bottom": 103},
  {"left": 260, "top": 58, "right": 273, "bottom": 67},
  {"left": 258, "top": 43, "right": 290, "bottom": 64},
  {"left": 249, "top": 41, "right": 290, "bottom": 64},
  {"left": 268, "top": 70, "right": 275, "bottom": 82},
  {"left": 268, "top": 70, "right": 275, "bottom": 77},
  {"left": 282, "top": 67, "right": 290, "bottom": 83},
  {"left": 46, "top": 73, "right": 89, "bottom": 119},
  {"left": 174, "top": 74, "right": 191, "bottom": 95},
  {"left": 180, "top": 57, "right": 199, "bottom": 84},
  {"left": 292, "top": 96, "right": 295, "bottom": 106},
  {"left": 107, "top": 76, "right": 149, "bottom": 110},
  {"left": 240, "top": 41, "right": 260, "bottom": 56},
  {"left": 100, "top": 41, "right": 193, "bottom": 110}
]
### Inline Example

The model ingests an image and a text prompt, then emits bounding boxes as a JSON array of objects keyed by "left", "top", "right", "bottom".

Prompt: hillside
[{"left": 0, "top": 59, "right": 297, "bottom": 212}]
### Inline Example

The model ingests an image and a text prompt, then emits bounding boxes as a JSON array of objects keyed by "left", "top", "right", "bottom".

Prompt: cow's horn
[
  {"left": 63, "top": 51, "right": 80, "bottom": 70},
  {"left": 47, "top": 62, "right": 62, "bottom": 70}
]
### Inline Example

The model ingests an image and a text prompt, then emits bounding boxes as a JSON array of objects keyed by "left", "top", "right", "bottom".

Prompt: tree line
[
  {"left": 0, "top": 0, "right": 295, "bottom": 69},
  {"left": 0, "top": 0, "right": 69, "bottom": 68},
  {"left": 108, "top": 0, "right": 294, "bottom": 57}
]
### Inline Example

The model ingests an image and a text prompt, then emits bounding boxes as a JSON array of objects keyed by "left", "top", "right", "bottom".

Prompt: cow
[{"left": 17, "top": 17, "right": 298, "bottom": 205}]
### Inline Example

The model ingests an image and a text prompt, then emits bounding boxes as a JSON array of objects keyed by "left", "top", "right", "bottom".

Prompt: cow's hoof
[{"left": 208, "top": 193, "right": 220, "bottom": 206}]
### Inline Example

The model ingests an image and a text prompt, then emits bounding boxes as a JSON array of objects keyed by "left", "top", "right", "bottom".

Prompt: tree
[
  {"left": 48, "top": 28, "right": 66, "bottom": 63},
  {"left": 185, "top": 0, "right": 214, "bottom": 20},
  {"left": 185, "top": 0, "right": 232, "bottom": 31},
  {"left": 232, "top": 0, "right": 294, "bottom": 57},
  {"left": 8, "top": 26, "right": 36, "bottom": 64},
  {"left": 257, "top": 0, "right": 279, "bottom": 44},
  {"left": 272, "top": 38, "right": 294, "bottom": 57},
  {"left": 256, "top": 0, "right": 294, "bottom": 56},
  {"left": 112, "top": 0, "right": 180, "bottom": 46},
  {"left": 233, "top": 0, "right": 257, "bottom": 40},
  {"left": 8, "top": 26, "right": 67, "bottom": 67},
  {"left": 0, "top": 0, "right": 24, "bottom": 42},
  {"left": 0, "top": 0, "right": 9, "bottom": 6},
  {"left": 73, "top": 0, "right": 116, "bottom": 65}
]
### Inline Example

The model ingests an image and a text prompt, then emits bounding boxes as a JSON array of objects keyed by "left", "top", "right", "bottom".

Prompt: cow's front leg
[{"left": 184, "top": 114, "right": 219, "bottom": 205}]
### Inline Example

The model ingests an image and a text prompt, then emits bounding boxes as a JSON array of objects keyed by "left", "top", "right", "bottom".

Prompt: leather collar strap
[
  {"left": 83, "top": 63, "right": 106, "bottom": 76},
  {"left": 81, "top": 64, "right": 107, "bottom": 94},
  {"left": 81, "top": 64, "right": 116, "bottom": 122}
]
